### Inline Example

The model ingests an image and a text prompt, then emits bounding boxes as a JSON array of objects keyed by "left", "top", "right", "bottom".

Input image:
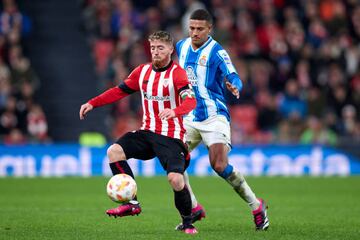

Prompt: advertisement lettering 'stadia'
[{"left": 0, "top": 145, "right": 359, "bottom": 177}]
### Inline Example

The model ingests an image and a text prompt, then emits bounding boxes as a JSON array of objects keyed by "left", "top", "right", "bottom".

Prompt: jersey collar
[
  {"left": 152, "top": 60, "right": 173, "bottom": 72},
  {"left": 191, "top": 36, "right": 213, "bottom": 52}
]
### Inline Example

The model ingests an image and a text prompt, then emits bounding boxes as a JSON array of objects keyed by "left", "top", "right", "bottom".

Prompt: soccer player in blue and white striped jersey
[{"left": 175, "top": 9, "right": 269, "bottom": 231}]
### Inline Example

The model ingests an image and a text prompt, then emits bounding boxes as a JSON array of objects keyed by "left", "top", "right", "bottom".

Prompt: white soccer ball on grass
[{"left": 106, "top": 174, "right": 137, "bottom": 203}]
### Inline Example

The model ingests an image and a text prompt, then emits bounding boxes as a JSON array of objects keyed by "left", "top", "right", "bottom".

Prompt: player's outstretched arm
[
  {"left": 217, "top": 48, "right": 243, "bottom": 99},
  {"left": 225, "top": 81, "right": 240, "bottom": 99},
  {"left": 80, "top": 86, "right": 131, "bottom": 121},
  {"left": 79, "top": 103, "right": 94, "bottom": 120},
  {"left": 225, "top": 72, "right": 243, "bottom": 99}
]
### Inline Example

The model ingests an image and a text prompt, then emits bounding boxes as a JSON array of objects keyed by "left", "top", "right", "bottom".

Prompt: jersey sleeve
[
  {"left": 119, "top": 65, "right": 142, "bottom": 91},
  {"left": 216, "top": 49, "right": 237, "bottom": 77},
  {"left": 173, "top": 66, "right": 190, "bottom": 91},
  {"left": 215, "top": 49, "right": 243, "bottom": 91},
  {"left": 88, "top": 87, "right": 129, "bottom": 108}
]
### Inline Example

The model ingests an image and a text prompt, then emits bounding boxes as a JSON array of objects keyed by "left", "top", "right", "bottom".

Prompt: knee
[
  {"left": 107, "top": 144, "right": 126, "bottom": 163},
  {"left": 167, "top": 172, "right": 185, "bottom": 191},
  {"left": 209, "top": 144, "right": 228, "bottom": 173},
  {"left": 211, "top": 160, "right": 226, "bottom": 173}
]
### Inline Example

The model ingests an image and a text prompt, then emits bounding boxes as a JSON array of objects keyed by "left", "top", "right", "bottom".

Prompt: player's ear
[
  {"left": 208, "top": 23, "right": 212, "bottom": 34},
  {"left": 170, "top": 45, "right": 174, "bottom": 54}
]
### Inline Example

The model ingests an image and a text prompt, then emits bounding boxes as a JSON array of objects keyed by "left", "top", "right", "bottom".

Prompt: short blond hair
[{"left": 148, "top": 31, "right": 173, "bottom": 45}]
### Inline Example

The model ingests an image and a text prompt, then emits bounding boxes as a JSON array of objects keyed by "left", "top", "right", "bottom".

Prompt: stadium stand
[
  {"left": 3, "top": 0, "right": 359, "bottom": 146},
  {"left": 78, "top": 0, "right": 360, "bottom": 144},
  {"left": 11, "top": 0, "right": 107, "bottom": 142},
  {"left": 79, "top": 0, "right": 360, "bottom": 145},
  {"left": 0, "top": 0, "right": 50, "bottom": 144}
]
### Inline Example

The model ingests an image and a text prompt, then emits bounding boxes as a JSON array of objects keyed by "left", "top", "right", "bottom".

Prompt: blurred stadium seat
[{"left": 94, "top": 40, "right": 114, "bottom": 73}]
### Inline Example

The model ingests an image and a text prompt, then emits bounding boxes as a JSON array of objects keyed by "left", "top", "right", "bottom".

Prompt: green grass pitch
[{"left": 1, "top": 177, "right": 360, "bottom": 240}]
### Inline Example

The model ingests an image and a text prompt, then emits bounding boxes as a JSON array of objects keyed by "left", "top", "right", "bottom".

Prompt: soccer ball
[{"left": 106, "top": 174, "right": 137, "bottom": 203}]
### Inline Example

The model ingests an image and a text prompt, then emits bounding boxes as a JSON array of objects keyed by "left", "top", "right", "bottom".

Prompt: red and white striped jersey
[{"left": 123, "top": 61, "right": 190, "bottom": 142}]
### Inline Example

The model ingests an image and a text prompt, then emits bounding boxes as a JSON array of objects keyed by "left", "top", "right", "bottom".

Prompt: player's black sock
[
  {"left": 174, "top": 185, "right": 192, "bottom": 225},
  {"left": 109, "top": 161, "right": 135, "bottom": 178},
  {"left": 110, "top": 161, "right": 137, "bottom": 200}
]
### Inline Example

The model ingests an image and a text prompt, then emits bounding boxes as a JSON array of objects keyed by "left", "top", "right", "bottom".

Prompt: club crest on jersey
[
  {"left": 198, "top": 55, "right": 207, "bottom": 66},
  {"left": 185, "top": 66, "right": 198, "bottom": 86},
  {"left": 163, "top": 78, "right": 170, "bottom": 87}
]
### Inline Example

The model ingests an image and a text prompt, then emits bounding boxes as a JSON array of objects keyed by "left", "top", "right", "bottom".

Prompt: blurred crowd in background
[
  {"left": 81, "top": 0, "right": 360, "bottom": 145},
  {"left": 2, "top": 0, "right": 360, "bottom": 146},
  {"left": 0, "top": 0, "right": 49, "bottom": 144}
]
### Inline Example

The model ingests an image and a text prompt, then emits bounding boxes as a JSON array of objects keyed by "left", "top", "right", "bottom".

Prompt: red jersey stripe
[{"left": 127, "top": 62, "right": 188, "bottom": 142}]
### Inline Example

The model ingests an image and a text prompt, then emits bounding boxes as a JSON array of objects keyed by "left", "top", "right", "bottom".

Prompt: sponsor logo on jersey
[
  {"left": 185, "top": 66, "right": 198, "bottom": 86},
  {"left": 143, "top": 92, "right": 170, "bottom": 101}
]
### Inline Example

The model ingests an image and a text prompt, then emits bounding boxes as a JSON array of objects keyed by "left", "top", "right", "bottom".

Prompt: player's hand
[
  {"left": 79, "top": 103, "right": 93, "bottom": 120},
  {"left": 225, "top": 81, "right": 240, "bottom": 99},
  {"left": 158, "top": 108, "right": 176, "bottom": 120}
]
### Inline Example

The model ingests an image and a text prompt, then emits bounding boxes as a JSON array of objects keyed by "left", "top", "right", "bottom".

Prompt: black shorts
[{"left": 116, "top": 130, "right": 190, "bottom": 174}]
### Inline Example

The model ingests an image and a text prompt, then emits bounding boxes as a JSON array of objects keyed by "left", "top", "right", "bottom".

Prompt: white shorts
[{"left": 184, "top": 115, "right": 231, "bottom": 152}]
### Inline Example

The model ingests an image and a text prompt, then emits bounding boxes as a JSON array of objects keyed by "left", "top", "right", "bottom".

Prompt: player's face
[
  {"left": 189, "top": 19, "right": 212, "bottom": 49},
  {"left": 150, "top": 40, "right": 174, "bottom": 69}
]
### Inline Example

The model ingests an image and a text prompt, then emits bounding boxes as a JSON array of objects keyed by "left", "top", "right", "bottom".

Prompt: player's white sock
[
  {"left": 183, "top": 171, "right": 198, "bottom": 209},
  {"left": 226, "top": 170, "right": 260, "bottom": 211}
]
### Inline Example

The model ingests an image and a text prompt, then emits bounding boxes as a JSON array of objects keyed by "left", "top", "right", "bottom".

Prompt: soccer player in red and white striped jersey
[{"left": 79, "top": 31, "right": 198, "bottom": 234}]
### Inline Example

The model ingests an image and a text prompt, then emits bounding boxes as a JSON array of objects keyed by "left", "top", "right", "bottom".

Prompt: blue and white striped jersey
[{"left": 176, "top": 36, "right": 242, "bottom": 122}]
